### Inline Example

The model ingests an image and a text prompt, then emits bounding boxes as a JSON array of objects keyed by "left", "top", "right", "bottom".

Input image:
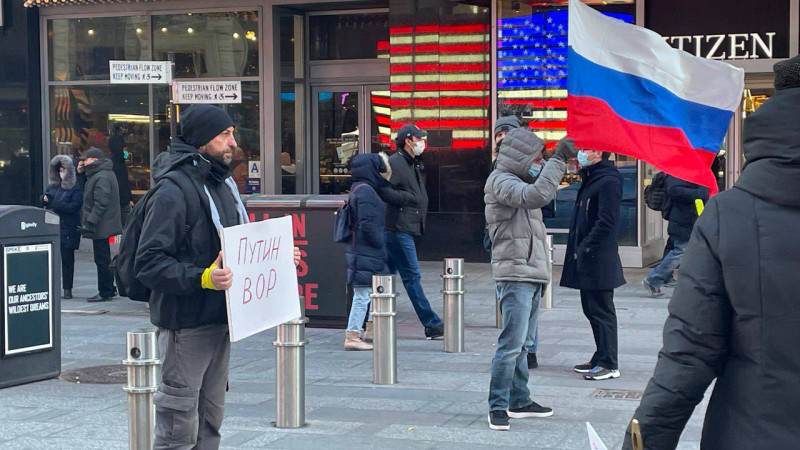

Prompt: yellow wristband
[
  {"left": 695, "top": 199, "right": 705, "bottom": 216},
  {"left": 201, "top": 264, "right": 219, "bottom": 290}
]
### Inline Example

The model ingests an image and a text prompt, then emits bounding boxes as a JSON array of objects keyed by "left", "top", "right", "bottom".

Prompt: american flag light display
[
  {"left": 497, "top": 9, "right": 633, "bottom": 149},
  {"left": 390, "top": 23, "right": 491, "bottom": 149}
]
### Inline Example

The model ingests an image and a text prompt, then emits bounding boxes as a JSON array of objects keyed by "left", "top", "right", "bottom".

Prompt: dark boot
[
  {"left": 63, "top": 289, "right": 73, "bottom": 299},
  {"left": 527, "top": 353, "right": 538, "bottom": 369}
]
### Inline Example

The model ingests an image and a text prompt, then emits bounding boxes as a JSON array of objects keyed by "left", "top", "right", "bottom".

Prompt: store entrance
[
  {"left": 723, "top": 75, "right": 775, "bottom": 190},
  {"left": 312, "top": 84, "right": 390, "bottom": 195}
]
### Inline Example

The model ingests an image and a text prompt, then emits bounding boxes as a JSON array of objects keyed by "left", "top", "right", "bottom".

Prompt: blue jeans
[
  {"left": 489, "top": 281, "right": 543, "bottom": 411},
  {"left": 385, "top": 231, "right": 443, "bottom": 329},
  {"left": 347, "top": 287, "right": 372, "bottom": 332},
  {"left": 646, "top": 239, "right": 688, "bottom": 288}
]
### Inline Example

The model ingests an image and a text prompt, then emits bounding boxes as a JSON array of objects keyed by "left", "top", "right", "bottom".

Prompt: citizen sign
[{"left": 663, "top": 32, "right": 776, "bottom": 60}]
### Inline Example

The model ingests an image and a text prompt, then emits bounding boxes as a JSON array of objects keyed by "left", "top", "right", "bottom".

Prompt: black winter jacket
[
  {"left": 135, "top": 139, "right": 243, "bottom": 331},
  {"left": 42, "top": 155, "right": 83, "bottom": 251},
  {"left": 81, "top": 158, "right": 122, "bottom": 239},
  {"left": 623, "top": 87, "right": 800, "bottom": 449},
  {"left": 560, "top": 160, "right": 626, "bottom": 291},
  {"left": 380, "top": 149, "right": 428, "bottom": 236},
  {"left": 345, "top": 153, "right": 389, "bottom": 287},
  {"left": 665, "top": 176, "right": 708, "bottom": 242}
]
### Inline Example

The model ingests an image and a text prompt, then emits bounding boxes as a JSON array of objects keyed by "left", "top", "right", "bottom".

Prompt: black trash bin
[{"left": 0, "top": 206, "right": 62, "bottom": 388}]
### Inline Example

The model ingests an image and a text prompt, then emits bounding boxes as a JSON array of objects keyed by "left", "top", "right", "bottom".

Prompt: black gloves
[
  {"left": 79, "top": 224, "right": 96, "bottom": 237},
  {"left": 552, "top": 137, "right": 578, "bottom": 162}
]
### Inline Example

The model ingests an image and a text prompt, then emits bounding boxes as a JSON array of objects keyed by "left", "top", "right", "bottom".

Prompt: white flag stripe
[{"left": 568, "top": 0, "right": 744, "bottom": 112}]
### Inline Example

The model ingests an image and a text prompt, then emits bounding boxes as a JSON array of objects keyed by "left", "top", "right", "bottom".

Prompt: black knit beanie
[
  {"left": 774, "top": 55, "right": 800, "bottom": 91},
  {"left": 180, "top": 105, "right": 236, "bottom": 149}
]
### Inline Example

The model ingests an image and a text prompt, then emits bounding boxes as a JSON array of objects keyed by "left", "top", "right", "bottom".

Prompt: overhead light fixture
[
  {"left": 233, "top": 32, "right": 240, "bottom": 39},
  {"left": 187, "top": 27, "right": 194, "bottom": 34},
  {"left": 87, "top": 29, "right": 95, "bottom": 36},
  {"left": 512, "top": 1, "right": 520, "bottom": 13},
  {"left": 161, "top": 27, "right": 168, "bottom": 33},
  {"left": 136, "top": 28, "right": 142, "bottom": 34}
]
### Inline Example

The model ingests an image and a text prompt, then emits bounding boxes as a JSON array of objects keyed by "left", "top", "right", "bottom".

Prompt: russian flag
[{"left": 567, "top": 0, "right": 744, "bottom": 194}]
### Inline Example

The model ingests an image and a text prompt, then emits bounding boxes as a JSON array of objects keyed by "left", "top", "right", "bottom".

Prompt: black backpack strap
[{"left": 160, "top": 170, "right": 202, "bottom": 240}]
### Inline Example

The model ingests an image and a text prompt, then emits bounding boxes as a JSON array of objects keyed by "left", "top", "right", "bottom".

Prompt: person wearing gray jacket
[
  {"left": 78, "top": 147, "right": 122, "bottom": 302},
  {"left": 484, "top": 127, "right": 577, "bottom": 431}
]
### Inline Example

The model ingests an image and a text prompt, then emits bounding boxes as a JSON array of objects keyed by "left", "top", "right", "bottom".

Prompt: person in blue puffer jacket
[
  {"left": 343, "top": 152, "right": 392, "bottom": 351},
  {"left": 41, "top": 155, "right": 83, "bottom": 300}
]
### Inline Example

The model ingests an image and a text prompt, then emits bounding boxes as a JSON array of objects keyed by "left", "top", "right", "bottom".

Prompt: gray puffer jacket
[{"left": 484, "top": 128, "right": 566, "bottom": 283}]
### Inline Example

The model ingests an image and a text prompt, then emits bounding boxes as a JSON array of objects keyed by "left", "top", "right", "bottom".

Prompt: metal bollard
[
  {"left": 542, "top": 235, "right": 554, "bottom": 309},
  {"left": 442, "top": 258, "right": 466, "bottom": 353},
  {"left": 371, "top": 275, "right": 398, "bottom": 384},
  {"left": 122, "top": 329, "right": 161, "bottom": 450},
  {"left": 274, "top": 296, "right": 308, "bottom": 428}
]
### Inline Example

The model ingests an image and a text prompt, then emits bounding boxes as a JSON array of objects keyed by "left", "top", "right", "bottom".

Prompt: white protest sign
[
  {"left": 586, "top": 422, "right": 609, "bottom": 450},
  {"left": 109, "top": 60, "right": 169, "bottom": 84},
  {"left": 220, "top": 216, "right": 301, "bottom": 342},
  {"left": 172, "top": 81, "right": 242, "bottom": 104}
]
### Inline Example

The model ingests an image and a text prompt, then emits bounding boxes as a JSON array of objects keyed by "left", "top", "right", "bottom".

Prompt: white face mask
[
  {"left": 413, "top": 140, "right": 426, "bottom": 156},
  {"left": 59, "top": 171, "right": 67, "bottom": 180}
]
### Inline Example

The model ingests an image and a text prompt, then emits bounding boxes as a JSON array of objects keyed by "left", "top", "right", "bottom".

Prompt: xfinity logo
[
  {"left": 663, "top": 32, "right": 776, "bottom": 60},
  {"left": 21, "top": 222, "right": 37, "bottom": 230}
]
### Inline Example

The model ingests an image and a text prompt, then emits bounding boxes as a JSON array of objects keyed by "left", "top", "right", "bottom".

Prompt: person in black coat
[
  {"left": 379, "top": 123, "right": 444, "bottom": 339},
  {"left": 109, "top": 129, "right": 134, "bottom": 226},
  {"left": 642, "top": 175, "right": 709, "bottom": 298},
  {"left": 622, "top": 55, "right": 800, "bottom": 450},
  {"left": 78, "top": 147, "right": 123, "bottom": 302},
  {"left": 41, "top": 155, "right": 83, "bottom": 300},
  {"left": 343, "top": 152, "right": 391, "bottom": 351},
  {"left": 560, "top": 151, "right": 625, "bottom": 381}
]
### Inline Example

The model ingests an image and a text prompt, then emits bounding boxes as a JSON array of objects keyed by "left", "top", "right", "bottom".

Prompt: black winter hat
[
  {"left": 180, "top": 105, "right": 236, "bottom": 149},
  {"left": 774, "top": 55, "right": 800, "bottom": 91}
]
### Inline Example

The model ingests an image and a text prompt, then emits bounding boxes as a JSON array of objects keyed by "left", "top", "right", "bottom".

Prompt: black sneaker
[
  {"left": 642, "top": 279, "right": 665, "bottom": 298},
  {"left": 425, "top": 325, "right": 444, "bottom": 340},
  {"left": 508, "top": 401, "right": 553, "bottom": 419},
  {"left": 574, "top": 362, "right": 594, "bottom": 373},
  {"left": 87, "top": 294, "right": 114, "bottom": 303},
  {"left": 583, "top": 366, "right": 621, "bottom": 381},
  {"left": 488, "top": 410, "right": 510, "bottom": 431},
  {"left": 63, "top": 289, "right": 73, "bottom": 299},
  {"left": 527, "top": 352, "right": 538, "bottom": 369}
]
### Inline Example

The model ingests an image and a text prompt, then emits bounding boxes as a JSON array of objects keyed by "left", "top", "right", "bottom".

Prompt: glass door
[
  {"left": 312, "top": 84, "right": 391, "bottom": 194},
  {"left": 313, "top": 87, "right": 361, "bottom": 195}
]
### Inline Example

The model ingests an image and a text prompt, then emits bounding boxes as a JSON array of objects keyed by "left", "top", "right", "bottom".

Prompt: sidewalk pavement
[{"left": 0, "top": 250, "right": 707, "bottom": 449}]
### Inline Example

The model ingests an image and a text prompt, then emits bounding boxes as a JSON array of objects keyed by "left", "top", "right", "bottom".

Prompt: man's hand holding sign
[{"left": 216, "top": 216, "right": 303, "bottom": 342}]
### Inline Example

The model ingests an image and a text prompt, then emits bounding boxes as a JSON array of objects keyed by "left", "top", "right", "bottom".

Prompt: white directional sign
[
  {"left": 172, "top": 81, "right": 242, "bottom": 104},
  {"left": 109, "top": 60, "right": 169, "bottom": 84}
]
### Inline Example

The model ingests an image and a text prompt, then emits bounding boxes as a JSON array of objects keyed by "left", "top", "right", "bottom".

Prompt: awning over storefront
[{"left": 24, "top": 0, "right": 162, "bottom": 7}]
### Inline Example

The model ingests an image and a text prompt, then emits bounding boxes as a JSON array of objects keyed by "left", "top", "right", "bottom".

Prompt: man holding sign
[{"left": 136, "top": 105, "right": 300, "bottom": 450}]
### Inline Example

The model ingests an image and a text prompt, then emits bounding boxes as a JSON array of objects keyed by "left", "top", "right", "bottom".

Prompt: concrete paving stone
[
  {"left": 264, "top": 433, "right": 444, "bottom": 450},
  {"left": 226, "top": 391, "right": 275, "bottom": 406},
  {"left": 1, "top": 437, "right": 126, "bottom": 450},
  {"left": 0, "top": 421, "right": 78, "bottom": 440},
  {"left": 308, "top": 407, "right": 456, "bottom": 426},
  {"left": 375, "top": 422, "right": 567, "bottom": 447},
  {"left": 224, "top": 417, "right": 362, "bottom": 436},
  {"left": 306, "top": 396, "right": 429, "bottom": 412},
  {"left": 48, "top": 423, "right": 128, "bottom": 441},
  {"left": 0, "top": 394, "right": 120, "bottom": 412},
  {"left": 219, "top": 429, "right": 273, "bottom": 447}
]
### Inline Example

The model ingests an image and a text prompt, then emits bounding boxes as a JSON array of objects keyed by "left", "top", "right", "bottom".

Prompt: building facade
[{"left": 2, "top": 0, "right": 797, "bottom": 265}]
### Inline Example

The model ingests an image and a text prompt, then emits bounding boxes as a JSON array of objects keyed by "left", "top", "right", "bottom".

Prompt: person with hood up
[
  {"left": 109, "top": 128, "right": 135, "bottom": 227},
  {"left": 78, "top": 147, "right": 122, "bottom": 302},
  {"left": 343, "top": 152, "right": 392, "bottom": 351},
  {"left": 135, "top": 105, "right": 301, "bottom": 450},
  {"left": 41, "top": 155, "right": 83, "bottom": 300},
  {"left": 484, "top": 127, "right": 577, "bottom": 431},
  {"left": 622, "top": 56, "right": 800, "bottom": 450},
  {"left": 560, "top": 150, "right": 626, "bottom": 381}
]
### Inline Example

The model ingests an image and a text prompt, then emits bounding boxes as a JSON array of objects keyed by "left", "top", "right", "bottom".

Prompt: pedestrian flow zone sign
[
  {"left": 109, "top": 61, "right": 169, "bottom": 84},
  {"left": 172, "top": 81, "right": 242, "bottom": 104}
]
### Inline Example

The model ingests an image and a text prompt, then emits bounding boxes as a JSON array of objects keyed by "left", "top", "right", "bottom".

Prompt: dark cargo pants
[{"left": 154, "top": 324, "right": 230, "bottom": 450}]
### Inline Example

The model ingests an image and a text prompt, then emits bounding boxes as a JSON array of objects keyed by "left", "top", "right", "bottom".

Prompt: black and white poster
[{"left": 3, "top": 244, "right": 53, "bottom": 356}]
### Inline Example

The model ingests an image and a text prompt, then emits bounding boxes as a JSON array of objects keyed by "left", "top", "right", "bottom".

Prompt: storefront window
[
  {"left": 153, "top": 12, "right": 259, "bottom": 78},
  {"left": 281, "top": 85, "right": 299, "bottom": 194},
  {"left": 49, "top": 85, "right": 151, "bottom": 194},
  {"left": 48, "top": 16, "right": 150, "bottom": 82},
  {"left": 497, "top": 0, "right": 637, "bottom": 245},
  {"left": 0, "top": 98, "right": 31, "bottom": 204},
  {"left": 310, "top": 13, "right": 389, "bottom": 60}
]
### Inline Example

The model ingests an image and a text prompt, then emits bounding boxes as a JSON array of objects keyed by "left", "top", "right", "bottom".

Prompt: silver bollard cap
[
  {"left": 372, "top": 275, "right": 395, "bottom": 295},
  {"left": 443, "top": 258, "right": 464, "bottom": 276},
  {"left": 126, "top": 328, "right": 159, "bottom": 361}
]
